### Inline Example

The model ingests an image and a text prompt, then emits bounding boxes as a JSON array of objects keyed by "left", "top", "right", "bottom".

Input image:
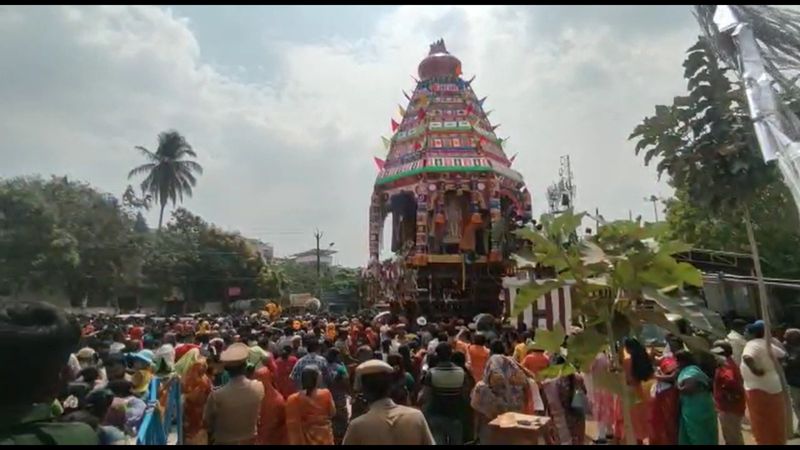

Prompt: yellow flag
[
  {"left": 381, "top": 136, "right": 391, "bottom": 149},
  {"left": 398, "top": 105, "right": 406, "bottom": 117}
]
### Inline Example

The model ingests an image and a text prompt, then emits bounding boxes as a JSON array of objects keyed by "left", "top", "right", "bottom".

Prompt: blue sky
[{"left": 0, "top": 5, "right": 703, "bottom": 266}]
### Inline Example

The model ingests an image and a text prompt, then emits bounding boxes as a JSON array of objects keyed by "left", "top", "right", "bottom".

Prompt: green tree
[
  {"left": 128, "top": 131, "right": 203, "bottom": 230},
  {"left": 630, "top": 36, "right": 797, "bottom": 323},
  {"left": 665, "top": 182, "right": 800, "bottom": 279},
  {"left": 512, "top": 211, "right": 723, "bottom": 444},
  {"left": 0, "top": 176, "right": 141, "bottom": 306}
]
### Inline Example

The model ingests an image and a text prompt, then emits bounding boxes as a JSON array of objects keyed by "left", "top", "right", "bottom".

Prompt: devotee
[
  {"left": 203, "top": 342, "right": 264, "bottom": 445},
  {"left": 675, "top": 349, "right": 718, "bottom": 445},
  {"left": 783, "top": 328, "right": 800, "bottom": 438},
  {"left": 587, "top": 351, "right": 615, "bottom": 444},
  {"left": 343, "top": 359, "right": 434, "bottom": 445},
  {"left": 0, "top": 301, "right": 99, "bottom": 445},
  {"left": 470, "top": 340, "right": 531, "bottom": 443},
  {"left": 451, "top": 350, "right": 476, "bottom": 443},
  {"left": 522, "top": 340, "right": 550, "bottom": 376},
  {"left": 290, "top": 340, "right": 329, "bottom": 389},
  {"left": 285, "top": 366, "right": 335, "bottom": 445},
  {"left": 387, "top": 353, "right": 415, "bottom": 405},
  {"left": 726, "top": 318, "right": 748, "bottom": 365},
  {"left": 419, "top": 342, "right": 468, "bottom": 445},
  {"left": 254, "top": 365, "right": 288, "bottom": 445},
  {"left": 275, "top": 345, "right": 298, "bottom": 399},
  {"left": 542, "top": 355, "right": 587, "bottom": 445},
  {"left": 613, "top": 337, "right": 653, "bottom": 444},
  {"left": 711, "top": 340, "right": 746, "bottom": 445},
  {"left": 323, "top": 348, "right": 350, "bottom": 444},
  {"left": 467, "top": 333, "right": 490, "bottom": 382},
  {"left": 648, "top": 334, "right": 681, "bottom": 445},
  {"left": 741, "top": 320, "right": 788, "bottom": 444},
  {"left": 176, "top": 348, "right": 212, "bottom": 445}
]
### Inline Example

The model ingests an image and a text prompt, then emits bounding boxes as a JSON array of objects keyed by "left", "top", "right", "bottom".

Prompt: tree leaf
[
  {"left": 512, "top": 280, "right": 564, "bottom": 316},
  {"left": 642, "top": 287, "right": 726, "bottom": 338},
  {"left": 566, "top": 328, "right": 608, "bottom": 372},
  {"left": 534, "top": 322, "right": 567, "bottom": 354},
  {"left": 674, "top": 262, "right": 703, "bottom": 287},
  {"left": 580, "top": 240, "right": 608, "bottom": 265},
  {"left": 535, "top": 363, "right": 576, "bottom": 382}
]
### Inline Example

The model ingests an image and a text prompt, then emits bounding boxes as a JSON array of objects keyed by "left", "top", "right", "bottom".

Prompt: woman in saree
[
  {"left": 254, "top": 366, "right": 288, "bottom": 445},
  {"left": 675, "top": 350, "right": 718, "bottom": 445},
  {"left": 613, "top": 338, "right": 653, "bottom": 444},
  {"left": 648, "top": 335, "right": 682, "bottom": 445},
  {"left": 176, "top": 348, "right": 212, "bottom": 445},
  {"left": 470, "top": 340, "right": 532, "bottom": 443},
  {"left": 285, "top": 366, "right": 336, "bottom": 445},
  {"left": 539, "top": 355, "right": 586, "bottom": 445},
  {"left": 587, "top": 351, "right": 615, "bottom": 443},
  {"left": 275, "top": 345, "right": 298, "bottom": 399}
]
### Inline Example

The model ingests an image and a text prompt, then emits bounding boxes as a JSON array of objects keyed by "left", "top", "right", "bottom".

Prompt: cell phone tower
[{"left": 546, "top": 155, "right": 576, "bottom": 215}]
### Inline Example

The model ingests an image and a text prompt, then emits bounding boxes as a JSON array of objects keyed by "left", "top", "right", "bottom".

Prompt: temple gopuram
[{"left": 366, "top": 39, "right": 532, "bottom": 318}]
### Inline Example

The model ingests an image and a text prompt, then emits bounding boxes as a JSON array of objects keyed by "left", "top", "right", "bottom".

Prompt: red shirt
[{"left": 713, "top": 357, "right": 746, "bottom": 415}]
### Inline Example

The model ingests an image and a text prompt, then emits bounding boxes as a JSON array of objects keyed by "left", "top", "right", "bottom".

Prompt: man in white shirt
[
  {"left": 726, "top": 319, "right": 748, "bottom": 366},
  {"left": 740, "top": 320, "right": 788, "bottom": 445},
  {"left": 343, "top": 360, "right": 434, "bottom": 445}
]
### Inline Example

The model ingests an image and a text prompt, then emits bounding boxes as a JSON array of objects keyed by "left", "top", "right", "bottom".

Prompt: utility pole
[{"left": 314, "top": 228, "right": 323, "bottom": 299}]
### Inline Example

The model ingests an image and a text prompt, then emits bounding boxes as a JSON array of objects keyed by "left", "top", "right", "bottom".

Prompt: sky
[{"left": 0, "top": 5, "right": 703, "bottom": 267}]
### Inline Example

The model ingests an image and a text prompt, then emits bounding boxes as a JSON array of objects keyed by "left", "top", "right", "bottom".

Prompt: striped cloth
[{"left": 502, "top": 277, "right": 573, "bottom": 331}]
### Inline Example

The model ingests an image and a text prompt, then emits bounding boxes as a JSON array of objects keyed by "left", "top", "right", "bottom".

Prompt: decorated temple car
[{"left": 367, "top": 39, "right": 532, "bottom": 319}]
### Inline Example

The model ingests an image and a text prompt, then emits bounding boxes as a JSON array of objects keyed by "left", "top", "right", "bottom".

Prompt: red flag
[
  {"left": 465, "top": 104, "right": 473, "bottom": 115},
  {"left": 391, "top": 119, "right": 399, "bottom": 132},
  {"left": 374, "top": 157, "right": 385, "bottom": 170},
  {"left": 414, "top": 141, "right": 422, "bottom": 150},
  {"left": 417, "top": 109, "right": 426, "bottom": 121}
]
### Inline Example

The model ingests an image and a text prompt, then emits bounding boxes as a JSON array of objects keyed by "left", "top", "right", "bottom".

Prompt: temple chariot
[{"left": 365, "top": 39, "right": 533, "bottom": 320}]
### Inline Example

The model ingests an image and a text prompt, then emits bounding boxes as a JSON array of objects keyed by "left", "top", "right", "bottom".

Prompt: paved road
[{"left": 585, "top": 417, "right": 800, "bottom": 445}]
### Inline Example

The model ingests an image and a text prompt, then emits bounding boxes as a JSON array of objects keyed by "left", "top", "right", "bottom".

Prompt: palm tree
[{"left": 128, "top": 131, "right": 203, "bottom": 230}]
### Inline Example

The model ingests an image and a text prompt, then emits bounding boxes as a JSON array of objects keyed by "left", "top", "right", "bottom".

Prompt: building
[
  {"left": 246, "top": 239, "right": 275, "bottom": 264},
  {"left": 366, "top": 39, "right": 532, "bottom": 318},
  {"left": 289, "top": 249, "right": 337, "bottom": 266}
]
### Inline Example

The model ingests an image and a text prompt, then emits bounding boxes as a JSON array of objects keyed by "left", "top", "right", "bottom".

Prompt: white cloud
[{"left": 0, "top": 5, "right": 700, "bottom": 266}]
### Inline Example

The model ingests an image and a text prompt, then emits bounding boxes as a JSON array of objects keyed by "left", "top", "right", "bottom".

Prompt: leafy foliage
[
  {"left": 630, "top": 37, "right": 775, "bottom": 212},
  {"left": 512, "top": 210, "right": 724, "bottom": 371},
  {"left": 0, "top": 176, "right": 142, "bottom": 305},
  {"left": 665, "top": 182, "right": 800, "bottom": 279},
  {"left": 128, "top": 131, "right": 203, "bottom": 229}
]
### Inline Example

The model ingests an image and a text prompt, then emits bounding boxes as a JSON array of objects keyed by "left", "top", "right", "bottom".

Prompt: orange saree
[
  {"left": 255, "top": 367, "right": 288, "bottom": 445},
  {"left": 285, "top": 389, "right": 335, "bottom": 445},
  {"left": 180, "top": 351, "right": 212, "bottom": 445}
]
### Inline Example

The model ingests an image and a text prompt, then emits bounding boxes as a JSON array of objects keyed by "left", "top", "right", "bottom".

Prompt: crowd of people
[{"left": 0, "top": 300, "right": 798, "bottom": 445}]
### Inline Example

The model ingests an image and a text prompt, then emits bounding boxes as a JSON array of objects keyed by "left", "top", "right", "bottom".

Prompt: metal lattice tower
[{"left": 546, "top": 155, "right": 576, "bottom": 214}]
